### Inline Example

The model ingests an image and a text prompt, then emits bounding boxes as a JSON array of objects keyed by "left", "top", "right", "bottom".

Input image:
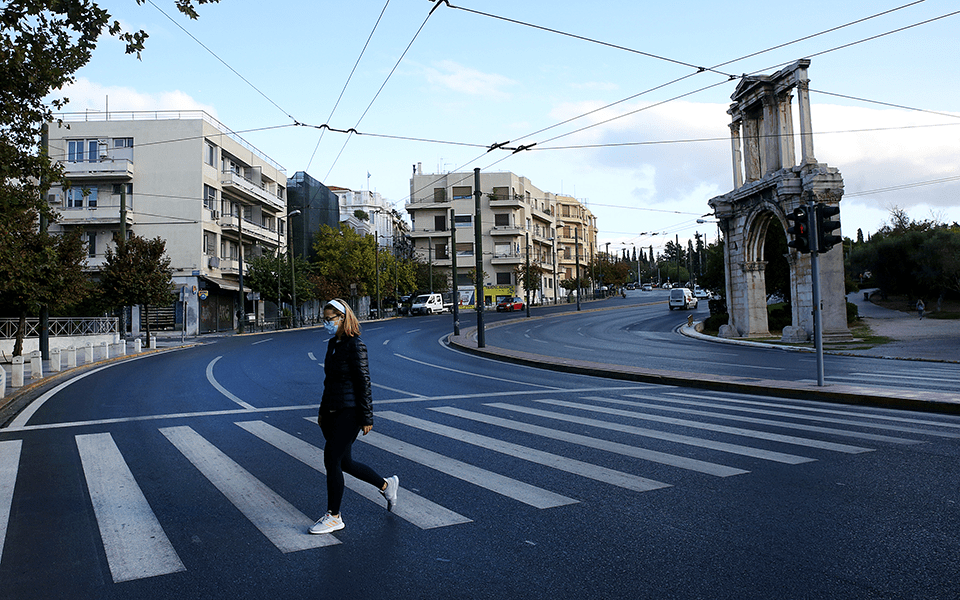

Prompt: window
[
  {"left": 452, "top": 186, "right": 472, "bottom": 200},
  {"left": 112, "top": 183, "right": 133, "bottom": 208},
  {"left": 496, "top": 272, "right": 511, "bottom": 285},
  {"left": 66, "top": 187, "right": 97, "bottom": 208},
  {"left": 434, "top": 215, "right": 447, "bottom": 231},
  {"left": 494, "top": 213, "right": 510, "bottom": 227},
  {"left": 203, "top": 184, "right": 217, "bottom": 210},
  {"left": 456, "top": 243, "right": 473, "bottom": 257},
  {"left": 454, "top": 215, "right": 472, "bottom": 228},
  {"left": 205, "top": 142, "right": 217, "bottom": 167},
  {"left": 87, "top": 232, "right": 96, "bottom": 258},
  {"left": 432, "top": 188, "right": 446, "bottom": 203},
  {"left": 494, "top": 243, "right": 511, "bottom": 257},
  {"left": 434, "top": 243, "right": 448, "bottom": 260},
  {"left": 114, "top": 138, "right": 133, "bottom": 148},
  {"left": 67, "top": 139, "right": 100, "bottom": 163},
  {"left": 526, "top": 218, "right": 531, "bottom": 231},
  {"left": 203, "top": 232, "right": 217, "bottom": 256}
]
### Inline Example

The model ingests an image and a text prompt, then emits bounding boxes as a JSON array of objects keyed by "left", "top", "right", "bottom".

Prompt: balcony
[
  {"left": 63, "top": 157, "right": 134, "bottom": 180},
  {"left": 491, "top": 251, "right": 523, "bottom": 265},
  {"left": 409, "top": 228, "right": 450, "bottom": 239},
  {"left": 55, "top": 204, "right": 134, "bottom": 228},
  {"left": 220, "top": 170, "right": 284, "bottom": 211},
  {"left": 488, "top": 194, "right": 523, "bottom": 209},
  {"left": 219, "top": 213, "right": 282, "bottom": 246},
  {"left": 490, "top": 225, "right": 522, "bottom": 237}
]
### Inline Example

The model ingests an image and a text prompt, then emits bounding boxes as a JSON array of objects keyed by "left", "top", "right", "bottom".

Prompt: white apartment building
[
  {"left": 330, "top": 186, "right": 396, "bottom": 247},
  {"left": 407, "top": 167, "right": 596, "bottom": 305},
  {"left": 46, "top": 111, "right": 289, "bottom": 335}
]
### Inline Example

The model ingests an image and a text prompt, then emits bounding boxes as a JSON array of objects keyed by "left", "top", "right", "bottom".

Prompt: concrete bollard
[
  {"left": 0, "top": 367, "right": 5, "bottom": 398},
  {"left": 84, "top": 342, "right": 94, "bottom": 364},
  {"left": 30, "top": 351, "right": 43, "bottom": 379},
  {"left": 121, "top": 340, "right": 127, "bottom": 356},
  {"left": 50, "top": 348, "right": 61, "bottom": 373},
  {"left": 149, "top": 336, "right": 157, "bottom": 349},
  {"left": 12, "top": 356, "right": 24, "bottom": 388},
  {"left": 66, "top": 346, "right": 77, "bottom": 369},
  {"left": 134, "top": 338, "right": 142, "bottom": 353},
  {"left": 99, "top": 341, "right": 109, "bottom": 360}
]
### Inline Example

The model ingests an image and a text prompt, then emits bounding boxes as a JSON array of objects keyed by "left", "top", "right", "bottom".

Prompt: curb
[{"left": 447, "top": 327, "right": 960, "bottom": 416}]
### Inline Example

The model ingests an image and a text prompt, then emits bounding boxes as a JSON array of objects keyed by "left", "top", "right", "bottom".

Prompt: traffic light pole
[{"left": 807, "top": 207, "right": 825, "bottom": 387}]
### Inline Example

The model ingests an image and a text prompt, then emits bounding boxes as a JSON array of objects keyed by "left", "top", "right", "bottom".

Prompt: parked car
[
  {"left": 668, "top": 287, "right": 698, "bottom": 310},
  {"left": 410, "top": 293, "right": 447, "bottom": 315},
  {"left": 496, "top": 297, "right": 525, "bottom": 312},
  {"left": 693, "top": 287, "right": 711, "bottom": 299},
  {"left": 641, "top": 284, "right": 653, "bottom": 291}
]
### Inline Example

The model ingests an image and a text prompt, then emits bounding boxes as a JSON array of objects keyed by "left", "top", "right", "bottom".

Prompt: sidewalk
[{"left": 844, "top": 290, "right": 960, "bottom": 362}]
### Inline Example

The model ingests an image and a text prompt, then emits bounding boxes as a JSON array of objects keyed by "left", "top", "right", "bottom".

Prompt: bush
[
  {"left": 767, "top": 303, "right": 792, "bottom": 331},
  {"left": 703, "top": 313, "right": 728, "bottom": 333},
  {"left": 847, "top": 301, "right": 859, "bottom": 324}
]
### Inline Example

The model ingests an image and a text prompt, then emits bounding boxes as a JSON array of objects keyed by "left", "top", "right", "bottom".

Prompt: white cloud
[
  {"left": 421, "top": 60, "right": 517, "bottom": 99},
  {"left": 54, "top": 78, "right": 218, "bottom": 117}
]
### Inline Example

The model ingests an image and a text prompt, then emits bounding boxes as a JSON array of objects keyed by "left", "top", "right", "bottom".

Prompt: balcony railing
[
  {"left": 221, "top": 170, "right": 284, "bottom": 211},
  {"left": 63, "top": 157, "right": 134, "bottom": 180}
]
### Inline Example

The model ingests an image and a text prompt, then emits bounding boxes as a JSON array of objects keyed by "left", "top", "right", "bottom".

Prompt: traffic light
[
  {"left": 816, "top": 203, "right": 842, "bottom": 252},
  {"left": 786, "top": 206, "right": 811, "bottom": 254}
]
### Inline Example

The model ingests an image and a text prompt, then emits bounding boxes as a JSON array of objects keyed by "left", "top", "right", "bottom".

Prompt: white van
[
  {"left": 668, "top": 287, "right": 698, "bottom": 310},
  {"left": 410, "top": 293, "right": 447, "bottom": 315}
]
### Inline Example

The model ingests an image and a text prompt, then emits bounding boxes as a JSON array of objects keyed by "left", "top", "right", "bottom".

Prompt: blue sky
[{"left": 58, "top": 0, "right": 960, "bottom": 255}]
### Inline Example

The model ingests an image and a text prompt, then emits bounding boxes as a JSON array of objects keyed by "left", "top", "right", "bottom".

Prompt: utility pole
[
  {"left": 525, "top": 232, "right": 531, "bottom": 317},
  {"left": 473, "top": 168, "right": 485, "bottom": 347},
  {"left": 450, "top": 207, "right": 459, "bottom": 335},
  {"left": 39, "top": 123, "right": 50, "bottom": 358},
  {"left": 575, "top": 228, "right": 581, "bottom": 311},
  {"left": 238, "top": 204, "right": 245, "bottom": 334}
]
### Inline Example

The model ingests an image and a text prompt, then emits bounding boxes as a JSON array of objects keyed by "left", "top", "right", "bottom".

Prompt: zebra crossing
[{"left": 2, "top": 389, "right": 958, "bottom": 585}]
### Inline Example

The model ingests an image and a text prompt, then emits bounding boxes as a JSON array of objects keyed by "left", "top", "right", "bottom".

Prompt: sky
[{"left": 53, "top": 0, "right": 960, "bottom": 257}]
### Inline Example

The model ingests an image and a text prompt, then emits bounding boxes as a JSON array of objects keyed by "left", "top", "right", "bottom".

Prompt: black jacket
[{"left": 320, "top": 335, "right": 373, "bottom": 426}]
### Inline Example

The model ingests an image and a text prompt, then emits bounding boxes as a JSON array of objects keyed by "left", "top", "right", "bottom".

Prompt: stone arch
[{"left": 709, "top": 60, "right": 850, "bottom": 342}]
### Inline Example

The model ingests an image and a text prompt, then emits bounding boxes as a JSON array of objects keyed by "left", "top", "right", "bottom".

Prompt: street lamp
[{"left": 288, "top": 209, "right": 301, "bottom": 327}]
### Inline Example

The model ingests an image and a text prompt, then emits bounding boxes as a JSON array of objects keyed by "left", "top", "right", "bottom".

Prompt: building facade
[
  {"left": 47, "top": 111, "right": 289, "bottom": 335},
  {"left": 287, "top": 171, "right": 339, "bottom": 262},
  {"left": 406, "top": 166, "right": 597, "bottom": 305},
  {"left": 329, "top": 186, "right": 396, "bottom": 248}
]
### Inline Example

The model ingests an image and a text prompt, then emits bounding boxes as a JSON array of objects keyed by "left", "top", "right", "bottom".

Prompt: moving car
[
  {"left": 641, "top": 284, "right": 653, "bottom": 291},
  {"left": 693, "top": 287, "right": 711, "bottom": 299},
  {"left": 410, "top": 293, "right": 448, "bottom": 315},
  {"left": 668, "top": 287, "right": 698, "bottom": 310},
  {"left": 496, "top": 297, "right": 525, "bottom": 312}
]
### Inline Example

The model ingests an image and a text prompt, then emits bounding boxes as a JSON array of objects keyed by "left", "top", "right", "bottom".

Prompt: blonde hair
[{"left": 325, "top": 298, "right": 361, "bottom": 337}]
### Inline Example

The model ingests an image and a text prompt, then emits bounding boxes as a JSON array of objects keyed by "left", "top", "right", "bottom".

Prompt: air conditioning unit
[
  {"left": 47, "top": 193, "right": 60, "bottom": 204},
  {"left": 98, "top": 140, "right": 109, "bottom": 160}
]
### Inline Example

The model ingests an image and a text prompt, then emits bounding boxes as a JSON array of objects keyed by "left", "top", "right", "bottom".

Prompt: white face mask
[{"left": 323, "top": 317, "right": 340, "bottom": 335}]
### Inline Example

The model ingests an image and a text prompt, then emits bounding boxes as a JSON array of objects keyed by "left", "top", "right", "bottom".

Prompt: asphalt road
[{"left": 1, "top": 313, "right": 959, "bottom": 599}]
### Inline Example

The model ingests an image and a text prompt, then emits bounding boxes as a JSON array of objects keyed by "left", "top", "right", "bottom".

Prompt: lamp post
[
  {"left": 551, "top": 235, "right": 558, "bottom": 305},
  {"left": 287, "top": 209, "right": 301, "bottom": 327}
]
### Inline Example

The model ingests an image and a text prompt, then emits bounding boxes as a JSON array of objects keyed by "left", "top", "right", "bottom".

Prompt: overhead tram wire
[
  {"left": 306, "top": 0, "right": 393, "bottom": 173},
  {"left": 323, "top": 3, "right": 443, "bottom": 182},
  {"left": 145, "top": 0, "right": 299, "bottom": 124}
]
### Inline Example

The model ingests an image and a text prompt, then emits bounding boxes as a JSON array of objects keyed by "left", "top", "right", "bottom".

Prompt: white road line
[
  {"left": 540, "top": 399, "right": 872, "bottom": 454},
  {"left": 849, "top": 372, "right": 960, "bottom": 384},
  {"left": 159, "top": 426, "right": 337, "bottom": 552},
  {"left": 383, "top": 339, "right": 390, "bottom": 346},
  {"left": 430, "top": 406, "right": 747, "bottom": 478},
  {"left": 662, "top": 392, "right": 960, "bottom": 439},
  {"left": 76, "top": 433, "right": 185, "bottom": 582},
  {"left": 243, "top": 419, "right": 471, "bottom": 529},
  {"left": 393, "top": 353, "right": 560, "bottom": 389},
  {"left": 359, "top": 431, "right": 577, "bottom": 509},
  {"left": 308, "top": 352, "right": 317, "bottom": 361},
  {"left": 0, "top": 439, "right": 22, "bottom": 567},
  {"left": 8, "top": 363, "right": 110, "bottom": 428},
  {"left": 251, "top": 338, "right": 273, "bottom": 345},
  {"left": 378, "top": 411, "right": 670, "bottom": 493},
  {"left": 618, "top": 395, "right": 921, "bottom": 445},
  {"left": 206, "top": 356, "right": 255, "bottom": 410},
  {"left": 488, "top": 403, "right": 813, "bottom": 465}
]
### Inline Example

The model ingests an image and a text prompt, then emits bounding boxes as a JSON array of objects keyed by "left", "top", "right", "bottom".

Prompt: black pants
[{"left": 320, "top": 408, "right": 384, "bottom": 515}]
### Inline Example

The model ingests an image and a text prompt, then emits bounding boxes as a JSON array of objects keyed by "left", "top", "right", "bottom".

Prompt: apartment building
[
  {"left": 555, "top": 194, "right": 598, "bottom": 295},
  {"left": 407, "top": 166, "right": 596, "bottom": 305},
  {"left": 329, "top": 186, "right": 397, "bottom": 248},
  {"left": 46, "top": 111, "right": 289, "bottom": 335}
]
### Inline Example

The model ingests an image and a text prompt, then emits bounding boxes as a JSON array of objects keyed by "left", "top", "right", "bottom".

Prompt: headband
[{"left": 325, "top": 299, "right": 347, "bottom": 315}]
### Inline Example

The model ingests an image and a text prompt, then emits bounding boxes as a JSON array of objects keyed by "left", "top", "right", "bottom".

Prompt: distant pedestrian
[
  {"left": 917, "top": 299, "right": 925, "bottom": 320},
  {"left": 309, "top": 298, "right": 399, "bottom": 535}
]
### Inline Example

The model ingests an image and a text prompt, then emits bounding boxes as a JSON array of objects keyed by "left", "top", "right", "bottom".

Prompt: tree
[
  {"left": 312, "top": 223, "right": 380, "bottom": 300},
  {"left": 514, "top": 263, "right": 546, "bottom": 299},
  {"left": 99, "top": 234, "right": 175, "bottom": 338},
  {"left": 0, "top": 209, "right": 87, "bottom": 355},
  {"left": 245, "top": 251, "right": 316, "bottom": 320}
]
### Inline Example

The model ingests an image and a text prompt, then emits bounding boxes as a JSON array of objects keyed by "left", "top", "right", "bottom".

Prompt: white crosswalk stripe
[
  {"left": 245, "top": 419, "right": 472, "bottom": 529},
  {"left": 159, "top": 425, "right": 339, "bottom": 552},
  {"left": 76, "top": 433, "right": 185, "bottom": 583},
  {"left": 378, "top": 410, "right": 671, "bottom": 493},
  {"left": 0, "top": 439, "right": 22, "bottom": 568}
]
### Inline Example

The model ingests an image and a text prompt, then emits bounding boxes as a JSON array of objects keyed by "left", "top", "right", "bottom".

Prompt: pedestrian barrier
[
  {"left": 50, "top": 348, "right": 61, "bottom": 373},
  {"left": 84, "top": 342, "right": 94, "bottom": 364},
  {"left": 134, "top": 339, "right": 142, "bottom": 353},
  {"left": 11, "top": 356, "right": 23, "bottom": 388},
  {"left": 65, "top": 346, "right": 77, "bottom": 369},
  {"left": 0, "top": 366, "right": 5, "bottom": 398},
  {"left": 29, "top": 351, "right": 42, "bottom": 380}
]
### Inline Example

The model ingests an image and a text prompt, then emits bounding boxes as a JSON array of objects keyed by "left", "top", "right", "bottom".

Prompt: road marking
[
  {"left": 308, "top": 352, "right": 317, "bottom": 361},
  {"left": 393, "top": 353, "right": 560, "bottom": 389},
  {"left": 206, "top": 356, "right": 255, "bottom": 410},
  {"left": 242, "top": 419, "right": 470, "bottom": 529},
  {"left": 849, "top": 372, "right": 960, "bottom": 384},
  {"left": 378, "top": 411, "right": 670, "bottom": 493},
  {"left": 619, "top": 394, "right": 922, "bottom": 444},
  {"left": 541, "top": 399, "right": 873, "bottom": 454},
  {"left": 0, "top": 439, "right": 22, "bottom": 567},
  {"left": 251, "top": 338, "right": 273, "bottom": 345},
  {"left": 359, "top": 431, "right": 577, "bottom": 509},
  {"left": 160, "top": 426, "right": 338, "bottom": 552},
  {"left": 383, "top": 339, "right": 390, "bottom": 346},
  {"left": 488, "top": 403, "right": 813, "bottom": 465},
  {"left": 430, "top": 406, "right": 747, "bottom": 477},
  {"left": 75, "top": 433, "right": 185, "bottom": 582},
  {"left": 662, "top": 392, "right": 960, "bottom": 439}
]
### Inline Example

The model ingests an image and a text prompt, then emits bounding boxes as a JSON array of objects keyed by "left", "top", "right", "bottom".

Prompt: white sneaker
[
  {"left": 381, "top": 475, "right": 399, "bottom": 512},
  {"left": 309, "top": 512, "right": 344, "bottom": 535}
]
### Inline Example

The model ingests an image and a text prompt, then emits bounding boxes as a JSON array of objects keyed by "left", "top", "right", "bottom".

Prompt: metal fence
[{"left": 0, "top": 317, "right": 119, "bottom": 340}]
